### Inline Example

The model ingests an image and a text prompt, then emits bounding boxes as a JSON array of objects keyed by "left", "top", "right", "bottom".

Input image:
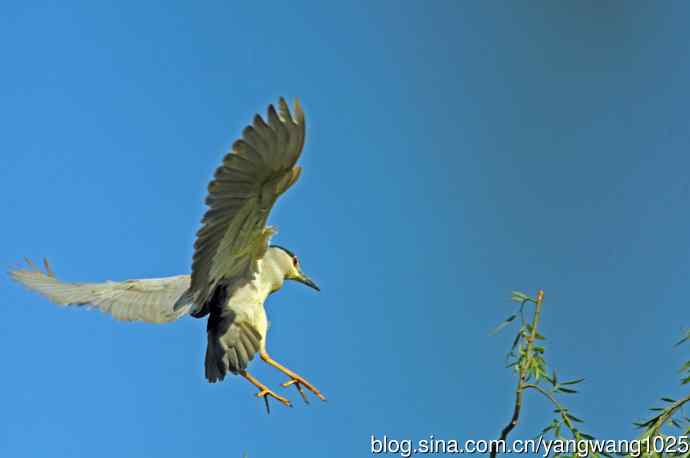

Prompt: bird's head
[{"left": 269, "top": 245, "right": 320, "bottom": 291}]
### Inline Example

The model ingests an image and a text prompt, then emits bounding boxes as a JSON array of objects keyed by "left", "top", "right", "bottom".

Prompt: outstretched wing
[
  {"left": 10, "top": 259, "right": 191, "bottom": 323},
  {"left": 179, "top": 97, "right": 306, "bottom": 315}
]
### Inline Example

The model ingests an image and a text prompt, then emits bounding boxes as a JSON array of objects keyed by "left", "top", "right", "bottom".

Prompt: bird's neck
[
  {"left": 229, "top": 249, "right": 289, "bottom": 306},
  {"left": 256, "top": 251, "right": 287, "bottom": 295}
]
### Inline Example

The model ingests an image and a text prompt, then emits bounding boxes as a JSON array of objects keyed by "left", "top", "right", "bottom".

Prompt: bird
[{"left": 10, "top": 97, "right": 325, "bottom": 413}]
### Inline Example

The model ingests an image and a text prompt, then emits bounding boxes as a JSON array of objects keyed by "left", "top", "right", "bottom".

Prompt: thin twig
[
  {"left": 524, "top": 383, "right": 576, "bottom": 433},
  {"left": 644, "top": 393, "right": 690, "bottom": 438},
  {"left": 490, "top": 290, "right": 544, "bottom": 458}
]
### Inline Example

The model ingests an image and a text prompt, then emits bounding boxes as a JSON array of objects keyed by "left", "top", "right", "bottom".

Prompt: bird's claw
[
  {"left": 256, "top": 388, "right": 292, "bottom": 414},
  {"left": 282, "top": 378, "right": 326, "bottom": 403}
]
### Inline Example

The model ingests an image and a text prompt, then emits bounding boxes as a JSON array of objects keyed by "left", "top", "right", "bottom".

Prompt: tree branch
[{"left": 490, "top": 290, "right": 544, "bottom": 458}]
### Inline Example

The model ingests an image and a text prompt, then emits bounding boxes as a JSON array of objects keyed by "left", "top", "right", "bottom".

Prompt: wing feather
[
  {"left": 10, "top": 261, "right": 191, "bottom": 323},
  {"left": 179, "top": 98, "right": 307, "bottom": 315}
]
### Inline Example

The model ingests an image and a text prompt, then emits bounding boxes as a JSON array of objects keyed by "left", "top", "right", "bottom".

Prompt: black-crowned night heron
[{"left": 10, "top": 98, "right": 324, "bottom": 412}]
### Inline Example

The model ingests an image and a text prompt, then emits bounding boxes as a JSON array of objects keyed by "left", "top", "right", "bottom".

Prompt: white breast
[{"left": 224, "top": 255, "right": 286, "bottom": 348}]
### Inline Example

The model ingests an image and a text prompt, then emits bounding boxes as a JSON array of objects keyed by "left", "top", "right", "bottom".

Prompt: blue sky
[{"left": 2, "top": 1, "right": 690, "bottom": 457}]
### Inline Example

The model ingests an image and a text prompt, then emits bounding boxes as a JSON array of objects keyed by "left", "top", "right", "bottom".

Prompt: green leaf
[
  {"left": 541, "top": 424, "right": 555, "bottom": 435},
  {"left": 566, "top": 413, "right": 584, "bottom": 423},
  {"left": 552, "top": 369, "right": 558, "bottom": 387},
  {"left": 675, "top": 330, "right": 690, "bottom": 347},
  {"left": 561, "top": 378, "right": 585, "bottom": 386},
  {"left": 661, "top": 397, "right": 676, "bottom": 403},
  {"left": 681, "top": 375, "right": 690, "bottom": 385},
  {"left": 679, "top": 360, "right": 690, "bottom": 373},
  {"left": 511, "top": 291, "right": 530, "bottom": 303},
  {"left": 510, "top": 332, "right": 523, "bottom": 352},
  {"left": 490, "top": 314, "right": 516, "bottom": 335},
  {"left": 557, "top": 387, "right": 578, "bottom": 394}
]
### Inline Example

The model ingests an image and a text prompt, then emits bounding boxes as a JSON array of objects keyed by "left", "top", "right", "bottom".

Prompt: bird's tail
[
  {"left": 205, "top": 337, "right": 227, "bottom": 383},
  {"left": 205, "top": 319, "right": 262, "bottom": 383}
]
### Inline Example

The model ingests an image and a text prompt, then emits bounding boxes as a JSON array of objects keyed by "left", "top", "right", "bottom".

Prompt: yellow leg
[
  {"left": 260, "top": 351, "right": 326, "bottom": 402},
  {"left": 240, "top": 370, "right": 292, "bottom": 413}
]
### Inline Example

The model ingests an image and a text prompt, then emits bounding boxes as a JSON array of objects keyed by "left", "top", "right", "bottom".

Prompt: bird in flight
[{"left": 10, "top": 97, "right": 324, "bottom": 413}]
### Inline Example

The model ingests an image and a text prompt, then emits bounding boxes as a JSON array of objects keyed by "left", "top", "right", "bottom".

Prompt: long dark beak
[{"left": 295, "top": 271, "right": 320, "bottom": 291}]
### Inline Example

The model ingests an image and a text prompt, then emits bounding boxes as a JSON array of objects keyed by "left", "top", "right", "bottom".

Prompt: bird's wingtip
[
  {"left": 43, "top": 258, "right": 55, "bottom": 277},
  {"left": 7, "top": 257, "right": 55, "bottom": 282}
]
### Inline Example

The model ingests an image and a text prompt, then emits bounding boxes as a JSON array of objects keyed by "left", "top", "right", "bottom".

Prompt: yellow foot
[
  {"left": 256, "top": 388, "right": 292, "bottom": 414},
  {"left": 258, "top": 353, "right": 327, "bottom": 404},
  {"left": 282, "top": 377, "right": 326, "bottom": 403}
]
